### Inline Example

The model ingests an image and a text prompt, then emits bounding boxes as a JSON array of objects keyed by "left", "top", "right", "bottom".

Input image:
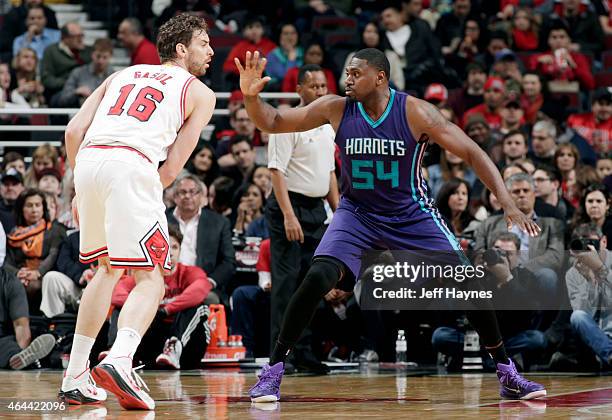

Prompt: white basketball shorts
[{"left": 74, "top": 145, "right": 171, "bottom": 271}]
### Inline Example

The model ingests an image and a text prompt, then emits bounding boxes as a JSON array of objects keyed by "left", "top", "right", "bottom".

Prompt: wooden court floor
[{"left": 0, "top": 368, "right": 610, "bottom": 419}]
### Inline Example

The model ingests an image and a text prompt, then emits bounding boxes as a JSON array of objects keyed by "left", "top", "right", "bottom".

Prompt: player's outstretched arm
[
  {"left": 65, "top": 72, "right": 118, "bottom": 169},
  {"left": 158, "top": 81, "right": 216, "bottom": 188},
  {"left": 407, "top": 96, "right": 541, "bottom": 237},
  {"left": 235, "top": 51, "right": 343, "bottom": 133}
]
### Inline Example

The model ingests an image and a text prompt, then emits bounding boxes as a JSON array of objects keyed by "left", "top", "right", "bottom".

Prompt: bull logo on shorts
[{"left": 144, "top": 228, "right": 169, "bottom": 266}]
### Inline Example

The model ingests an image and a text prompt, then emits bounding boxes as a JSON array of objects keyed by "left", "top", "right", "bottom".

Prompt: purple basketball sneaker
[
  {"left": 497, "top": 359, "right": 546, "bottom": 400},
  {"left": 249, "top": 362, "right": 284, "bottom": 402}
]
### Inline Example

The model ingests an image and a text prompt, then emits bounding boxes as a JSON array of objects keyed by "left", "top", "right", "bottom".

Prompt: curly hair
[{"left": 156, "top": 13, "right": 208, "bottom": 63}]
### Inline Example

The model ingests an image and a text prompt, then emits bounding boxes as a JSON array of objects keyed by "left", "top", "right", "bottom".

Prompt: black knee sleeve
[{"left": 303, "top": 257, "right": 344, "bottom": 297}]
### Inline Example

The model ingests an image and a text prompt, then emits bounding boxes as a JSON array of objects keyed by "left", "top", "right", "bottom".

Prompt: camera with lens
[
  {"left": 483, "top": 249, "right": 508, "bottom": 266},
  {"left": 569, "top": 238, "right": 600, "bottom": 252}
]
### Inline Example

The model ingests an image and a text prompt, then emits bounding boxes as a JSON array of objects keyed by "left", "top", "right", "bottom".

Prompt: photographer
[
  {"left": 432, "top": 232, "right": 546, "bottom": 369},
  {"left": 566, "top": 223, "right": 612, "bottom": 367}
]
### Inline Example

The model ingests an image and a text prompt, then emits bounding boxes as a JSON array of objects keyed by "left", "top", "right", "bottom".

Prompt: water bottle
[{"left": 395, "top": 330, "right": 407, "bottom": 364}]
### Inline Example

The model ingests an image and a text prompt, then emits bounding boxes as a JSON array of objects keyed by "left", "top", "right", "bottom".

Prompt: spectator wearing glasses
[
  {"left": 41, "top": 22, "right": 90, "bottom": 105},
  {"left": 166, "top": 174, "right": 236, "bottom": 305},
  {"left": 533, "top": 165, "right": 574, "bottom": 222}
]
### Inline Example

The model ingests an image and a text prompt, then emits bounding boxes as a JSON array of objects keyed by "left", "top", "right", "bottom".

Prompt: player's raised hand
[
  {"left": 504, "top": 204, "right": 541, "bottom": 237},
  {"left": 234, "top": 51, "right": 271, "bottom": 97}
]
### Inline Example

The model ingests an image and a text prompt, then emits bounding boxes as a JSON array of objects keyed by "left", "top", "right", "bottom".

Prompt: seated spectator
[
  {"left": 108, "top": 225, "right": 212, "bottom": 369},
  {"left": 282, "top": 40, "right": 337, "bottom": 94},
  {"left": 521, "top": 72, "right": 564, "bottom": 124},
  {"left": 380, "top": 5, "right": 411, "bottom": 65},
  {"left": 216, "top": 108, "right": 260, "bottom": 166},
  {"left": 432, "top": 232, "right": 547, "bottom": 370},
  {"left": 12, "top": 5, "right": 60, "bottom": 60},
  {"left": 540, "top": 0, "right": 605, "bottom": 57},
  {"left": 566, "top": 223, "right": 612, "bottom": 367},
  {"left": 223, "top": 15, "right": 276, "bottom": 87},
  {"left": 231, "top": 238, "right": 271, "bottom": 357},
  {"left": 435, "top": 0, "right": 474, "bottom": 55},
  {"left": 0, "top": 168, "right": 25, "bottom": 234},
  {"left": 41, "top": 22, "right": 90, "bottom": 104},
  {"left": 475, "top": 173, "right": 564, "bottom": 298},
  {"left": 462, "top": 77, "right": 505, "bottom": 130},
  {"left": 250, "top": 165, "right": 272, "bottom": 199},
  {"left": 511, "top": 7, "right": 539, "bottom": 52},
  {"left": 500, "top": 130, "right": 528, "bottom": 169},
  {"left": 530, "top": 120, "right": 558, "bottom": 167},
  {"left": 233, "top": 182, "right": 268, "bottom": 238},
  {"left": 424, "top": 83, "right": 448, "bottom": 108},
  {"left": 427, "top": 149, "right": 476, "bottom": 199},
  {"left": 528, "top": 20, "right": 595, "bottom": 91},
  {"left": 220, "top": 136, "right": 257, "bottom": 191},
  {"left": 464, "top": 114, "right": 501, "bottom": 162},
  {"left": 185, "top": 142, "right": 219, "bottom": 187},
  {"left": 37, "top": 167, "right": 62, "bottom": 211},
  {"left": 1, "top": 62, "right": 29, "bottom": 114},
  {"left": 117, "top": 18, "right": 160, "bottom": 66},
  {"left": 5, "top": 189, "right": 66, "bottom": 312},
  {"left": 3, "top": 152, "right": 26, "bottom": 176},
  {"left": 597, "top": 157, "right": 612, "bottom": 181},
  {"left": 447, "top": 61, "right": 485, "bottom": 120},
  {"left": 39, "top": 230, "right": 91, "bottom": 318},
  {"left": 23, "top": 143, "right": 59, "bottom": 189},
  {"left": 494, "top": 99, "right": 525, "bottom": 140},
  {"left": 445, "top": 18, "right": 487, "bottom": 78},
  {"left": 475, "top": 30, "right": 510, "bottom": 73},
  {"left": 435, "top": 178, "right": 480, "bottom": 249},
  {"left": 339, "top": 21, "right": 404, "bottom": 91},
  {"left": 571, "top": 184, "right": 612, "bottom": 250},
  {"left": 11, "top": 47, "right": 45, "bottom": 107},
  {"left": 209, "top": 176, "right": 235, "bottom": 221},
  {"left": 0, "top": 0, "right": 58, "bottom": 62},
  {"left": 265, "top": 23, "right": 303, "bottom": 90},
  {"left": 567, "top": 88, "right": 611, "bottom": 156},
  {"left": 554, "top": 142, "right": 580, "bottom": 191},
  {"left": 533, "top": 165, "right": 574, "bottom": 222},
  {"left": 166, "top": 174, "right": 236, "bottom": 303},
  {"left": 0, "top": 267, "right": 56, "bottom": 370},
  {"left": 56, "top": 38, "right": 113, "bottom": 107}
]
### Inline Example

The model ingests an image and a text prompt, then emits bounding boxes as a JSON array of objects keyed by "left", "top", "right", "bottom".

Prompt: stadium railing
[{"left": 0, "top": 92, "right": 300, "bottom": 149}]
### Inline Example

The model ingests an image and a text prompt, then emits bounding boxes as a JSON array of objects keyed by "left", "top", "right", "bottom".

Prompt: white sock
[
  {"left": 107, "top": 328, "right": 142, "bottom": 365},
  {"left": 66, "top": 334, "right": 95, "bottom": 378}
]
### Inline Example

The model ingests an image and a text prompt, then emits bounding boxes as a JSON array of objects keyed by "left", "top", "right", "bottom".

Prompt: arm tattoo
[{"left": 422, "top": 101, "right": 449, "bottom": 131}]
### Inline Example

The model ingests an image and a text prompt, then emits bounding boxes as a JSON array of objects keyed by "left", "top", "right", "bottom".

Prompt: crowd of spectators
[{"left": 0, "top": 0, "right": 610, "bottom": 372}]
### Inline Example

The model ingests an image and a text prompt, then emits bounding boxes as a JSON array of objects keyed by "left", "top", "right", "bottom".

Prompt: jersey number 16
[{"left": 107, "top": 84, "right": 164, "bottom": 122}]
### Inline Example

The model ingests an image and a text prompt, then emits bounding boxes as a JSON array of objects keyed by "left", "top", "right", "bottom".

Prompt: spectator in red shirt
[
  {"left": 567, "top": 88, "right": 612, "bottom": 156},
  {"left": 528, "top": 20, "right": 594, "bottom": 90},
  {"left": 462, "top": 76, "right": 505, "bottom": 130},
  {"left": 282, "top": 41, "right": 338, "bottom": 94},
  {"left": 117, "top": 18, "right": 160, "bottom": 66},
  {"left": 106, "top": 225, "right": 212, "bottom": 369},
  {"left": 511, "top": 7, "right": 539, "bottom": 51},
  {"left": 223, "top": 16, "right": 276, "bottom": 86}
]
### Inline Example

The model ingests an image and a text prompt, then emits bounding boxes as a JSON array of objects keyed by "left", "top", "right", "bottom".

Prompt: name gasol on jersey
[
  {"left": 133, "top": 71, "right": 173, "bottom": 85},
  {"left": 344, "top": 137, "right": 406, "bottom": 156}
]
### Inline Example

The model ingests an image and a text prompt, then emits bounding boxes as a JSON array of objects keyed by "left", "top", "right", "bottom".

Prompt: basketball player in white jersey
[{"left": 58, "top": 14, "right": 215, "bottom": 410}]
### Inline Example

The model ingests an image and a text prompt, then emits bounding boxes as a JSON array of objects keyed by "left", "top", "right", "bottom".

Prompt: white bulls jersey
[{"left": 82, "top": 64, "right": 198, "bottom": 164}]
